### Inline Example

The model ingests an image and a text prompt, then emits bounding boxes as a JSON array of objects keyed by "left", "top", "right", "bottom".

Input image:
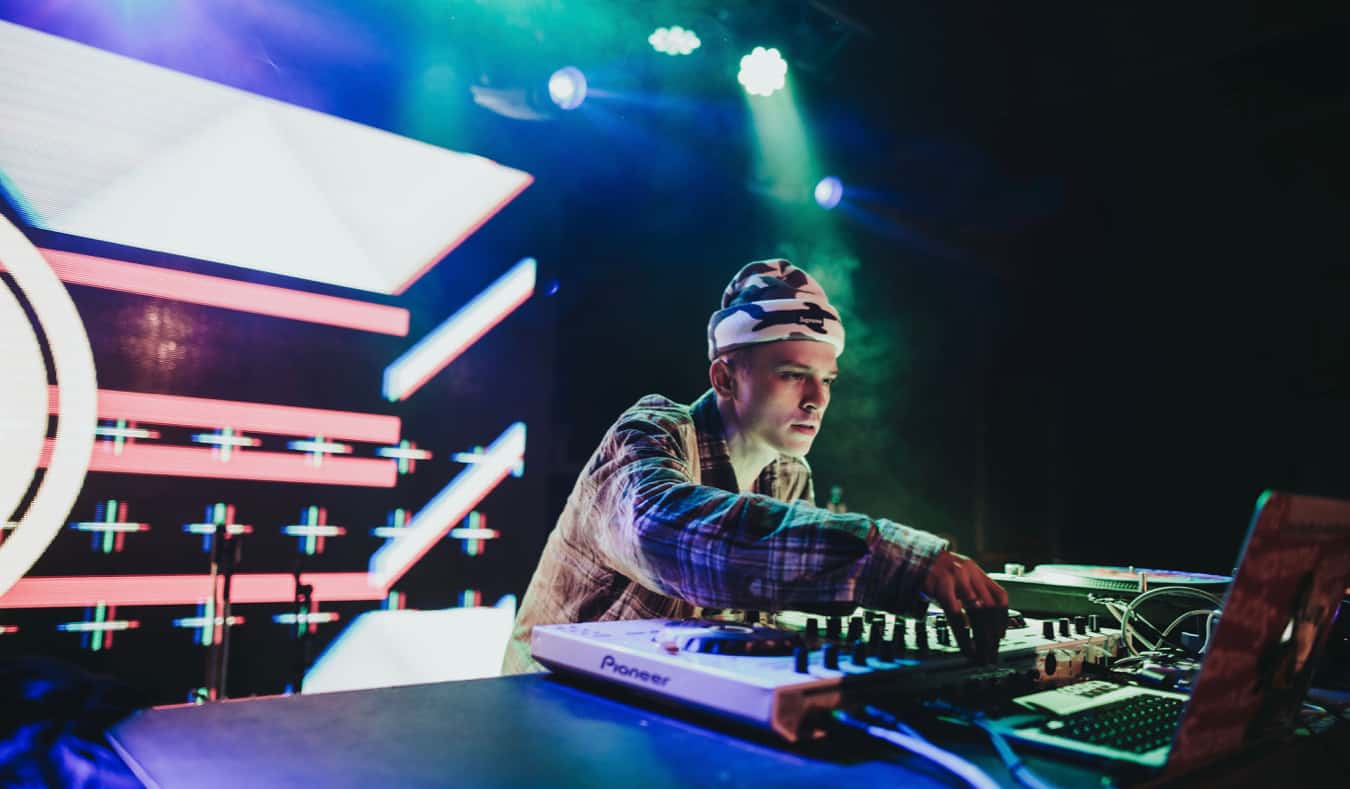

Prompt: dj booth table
[{"left": 108, "top": 673, "right": 1344, "bottom": 788}]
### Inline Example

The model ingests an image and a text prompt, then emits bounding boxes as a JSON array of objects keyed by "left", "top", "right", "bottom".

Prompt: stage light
[
  {"left": 649, "top": 26, "right": 700, "bottom": 55},
  {"left": 738, "top": 47, "right": 787, "bottom": 97},
  {"left": 814, "top": 176, "right": 843, "bottom": 210},
  {"left": 548, "top": 67, "right": 587, "bottom": 110}
]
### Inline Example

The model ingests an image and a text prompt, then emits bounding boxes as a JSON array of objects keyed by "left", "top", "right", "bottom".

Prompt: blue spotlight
[
  {"left": 548, "top": 67, "right": 587, "bottom": 110},
  {"left": 814, "top": 176, "right": 843, "bottom": 210}
]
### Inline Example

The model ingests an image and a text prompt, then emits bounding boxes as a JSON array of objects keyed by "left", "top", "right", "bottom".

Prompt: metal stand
[
  {"left": 292, "top": 558, "right": 314, "bottom": 694},
  {"left": 204, "top": 522, "right": 241, "bottom": 700}
]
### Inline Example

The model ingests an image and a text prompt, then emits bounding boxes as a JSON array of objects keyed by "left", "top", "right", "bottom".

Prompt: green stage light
[
  {"left": 649, "top": 26, "right": 700, "bottom": 55},
  {"left": 738, "top": 47, "right": 787, "bottom": 97}
]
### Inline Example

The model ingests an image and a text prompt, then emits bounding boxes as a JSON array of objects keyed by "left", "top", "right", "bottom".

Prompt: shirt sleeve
[{"left": 586, "top": 414, "right": 948, "bottom": 613}]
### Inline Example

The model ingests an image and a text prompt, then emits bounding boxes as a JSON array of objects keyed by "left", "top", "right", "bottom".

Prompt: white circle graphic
[
  {"left": 0, "top": 276, "right": 47, "bottom": 525},
  {"left": 0, "top": 216, "right": 98, "bottom": 597}
]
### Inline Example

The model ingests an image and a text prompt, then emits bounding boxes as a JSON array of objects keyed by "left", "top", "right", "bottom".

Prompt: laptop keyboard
[{"left": 1043, "top": 694, "right": 1184, "bottom": 754}]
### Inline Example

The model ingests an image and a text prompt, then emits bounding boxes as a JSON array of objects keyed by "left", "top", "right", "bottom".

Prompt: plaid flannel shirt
[{"left": 502, "top": 389, "right": 948, "bottom": 674}]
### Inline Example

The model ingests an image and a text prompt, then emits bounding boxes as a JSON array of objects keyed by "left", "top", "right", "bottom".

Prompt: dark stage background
[{"left": 0, "top": 1, "right": 1347, "bottom": 703}]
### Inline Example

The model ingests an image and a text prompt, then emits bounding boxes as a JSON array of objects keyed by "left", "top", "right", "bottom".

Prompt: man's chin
[{"left": 777, "top": 436, "right": 815, "bottom": 458}]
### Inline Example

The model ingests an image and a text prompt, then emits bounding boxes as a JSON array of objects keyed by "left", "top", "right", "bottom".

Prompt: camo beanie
[{"left": 707, "top": 259, "right": 846, "bottom": 360}]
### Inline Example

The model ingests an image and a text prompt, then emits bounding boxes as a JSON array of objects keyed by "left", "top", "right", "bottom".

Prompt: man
[{"left": 503, "top": 259, "right": 1005, "bottom": 674}]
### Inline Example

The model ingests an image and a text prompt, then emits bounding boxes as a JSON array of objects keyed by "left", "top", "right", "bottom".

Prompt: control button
[
  {"left": 744, "top": 610, "right": 760, "bottom": 625},
  {"left": 915, "top": 621, "right": 929, "bottom": 653},
  {"left": 823, "top": 643, "right": 840, "bottom": 670},
  {"left": 1088, "top": 614, "right": 1100, "bottom": 632},
  {"left": 806, "top": 618, "right": 820, "bottom": 641},
  {"left": 1073, "top": 616, "right": 1087, "bottom": 635},
  {"left": 826, "top": 616, "right": 841, "bottom": 640},
  {"left": 1044, "top": 651, "right": 1058, "bottom": 675},
  {"left": 1058, "top": 618, "right": 1071, "bottom": 638},
  {"left": 793, "top": 645, "right": 809, "bottom": 674},
  {"left": 851, "top": 641, "right": 868, "bottom": 666},
  {"left": 847, "top": 617, "right": 863, "bottom": 642},
  {"left": 936, "top": 626, "right": 951, "bottom": 646},
  {"left": 1042, "top": 620, "right": 1055, "bottom": 640}
]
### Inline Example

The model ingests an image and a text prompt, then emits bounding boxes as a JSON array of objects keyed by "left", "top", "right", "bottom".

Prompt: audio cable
[
  {"left": 918, "top": 700, "right": 1059, "bottom": 789},
  {"left": 829, "top": 708, "right": 1002, "bottom": 789}
]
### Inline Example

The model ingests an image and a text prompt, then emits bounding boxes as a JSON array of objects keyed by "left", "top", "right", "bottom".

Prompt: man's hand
[
  {"left": 922, "top": 550, "right": 1009, "bottom": 660},
  {"left": 922, "top": 549, "right": 1007, "bottom": 616}
]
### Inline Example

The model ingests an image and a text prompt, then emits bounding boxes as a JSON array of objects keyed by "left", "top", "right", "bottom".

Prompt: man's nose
[{"left": 802, "top": 379, "right": 828, "bottom": 411}]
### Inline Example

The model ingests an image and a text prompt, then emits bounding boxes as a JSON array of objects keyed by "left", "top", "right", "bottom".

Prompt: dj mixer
[{"left": 533, "top": 607, "right": 1120, "bottom": 742}]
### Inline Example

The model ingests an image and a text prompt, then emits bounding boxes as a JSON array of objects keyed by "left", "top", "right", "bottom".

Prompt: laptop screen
[{"left": 1165, "top": 491, "right": 1350, "bottom": 777}]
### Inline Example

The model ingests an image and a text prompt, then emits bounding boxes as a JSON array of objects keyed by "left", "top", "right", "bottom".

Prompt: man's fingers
[
  {"left": 971, "top": 568, "right": 1008, "bottom": 609},
  {"left": 954, "top": 572, "right": 979, "bottom": 610},
  {"left": 936, "top": 573, "right": 962, "bottom": 619},
  {"left": 988, "top": 575, "right": 1009, "bottom": 607},
  {"left": 974, "top": 576, "right": 999, "bottom": 608},
  {"left": 924, "top": 549, "right": 1009, "bottom": 621},
  {"left": 990, "top": 579, "right": 1009, "bottom": 608}
]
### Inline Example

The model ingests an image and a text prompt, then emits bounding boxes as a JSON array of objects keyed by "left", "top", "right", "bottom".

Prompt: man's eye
[{"left": 781, "top": 372, "right": 804, "bottom": 380}]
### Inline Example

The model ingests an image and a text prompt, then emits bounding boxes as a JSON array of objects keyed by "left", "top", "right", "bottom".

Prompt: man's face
[{"left": 726, "top": 340, "right": 838, "bottom": 457}]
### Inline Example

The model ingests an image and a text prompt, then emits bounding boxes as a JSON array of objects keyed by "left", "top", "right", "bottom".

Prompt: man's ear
[{"left": 709, "top": 357, "right": 736, "bottom": 398}]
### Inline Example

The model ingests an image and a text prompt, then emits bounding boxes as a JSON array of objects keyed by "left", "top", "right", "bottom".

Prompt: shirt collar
[{"left": 691, "top": 389, "right": 741, "bottom": 494}]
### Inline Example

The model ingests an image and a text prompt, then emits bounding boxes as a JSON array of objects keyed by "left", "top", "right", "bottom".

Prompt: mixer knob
[
  {"left": 1073, "top": 616, "right": 1087, "bottom": 635},
  {"left": 936, "top": 626, "right": 951, "bottom": 646},
  {"left": 851, "top": 641, "right": 868, "bottom": 666},
  {"left": 915, "top": 621, "right": 929, "bottom": 652},
  {"left": 793, "top": 645, "right": 809, "bottom": 674},
  {"left": 869, "top": 621, "right": 885, "bottom": 648},
  {"left": 744, "top": 610, "right": 760, "bottom": 625},
  {"left": 806, "top": 617, "right": 820, "bottom": 641},
  {"left": 826, "top": 616, "right": 841, "bottom": 640},
  {"left": 1088, "top": 614, "right": 1100, "bottom": 632},
  {"left": 879, "top": 638, "right": 896, "bottom": 662},
  {"left": 892, "top": 620, "right": 907, "bottom": 653},
  {"left": 847, "top": 617, "right": 863, "bottom": 642},
  {"left": 823, "top": 643, "right": 840, "bottom": 670},
  {"left": 1058, "top": 618, "right": 1071, "bottom": 637},
  {"left": 934, "top": 614, "right": 947, "bottom": 630},
  {"left": 1042, "top": 620, "right": 1055, "bottom": 640}
]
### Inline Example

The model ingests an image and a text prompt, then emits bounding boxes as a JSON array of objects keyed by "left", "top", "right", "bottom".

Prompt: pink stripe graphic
[
  {"left": 401, "top": 285, "right": 533, "bottom": 401},
  {"left": 41, "top": 441, "right": 397, "bottom": 487},
  {"left": 18, "top": 249, "right": 409, "bottom": 335},
  {"left": 390, "top": 175, "right": 534, "bottom": 295},
  {"left": 53, "top": 388, "right": 400, "bottom": 443},
  {"left": 378, "top": 459, "right": 516, "bottom": 588},
  {"left": 0, "top": 573, "right": 384, "bottom": 608},
  {"left": 369, "top": 423, "right": 525, "bottom": 587}
]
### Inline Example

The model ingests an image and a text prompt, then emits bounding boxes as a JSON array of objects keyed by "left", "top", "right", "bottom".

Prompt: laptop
[{"left": 997, "top": 490, "right": 1350, "bottom": 779}]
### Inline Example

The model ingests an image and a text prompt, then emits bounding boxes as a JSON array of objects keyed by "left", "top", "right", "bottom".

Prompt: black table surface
[{"left": 107, "top": 673, "right": 1343, "bottom": 788}]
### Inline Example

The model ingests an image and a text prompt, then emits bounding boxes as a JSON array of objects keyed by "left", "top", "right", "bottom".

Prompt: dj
[{"left": 504, "top": 260, "right": 1007, "bottom": 673}]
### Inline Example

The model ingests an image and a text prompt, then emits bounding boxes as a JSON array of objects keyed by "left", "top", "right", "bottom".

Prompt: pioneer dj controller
[{"left": 532, "top": 608, "right": 1120, "bottom": 742}]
